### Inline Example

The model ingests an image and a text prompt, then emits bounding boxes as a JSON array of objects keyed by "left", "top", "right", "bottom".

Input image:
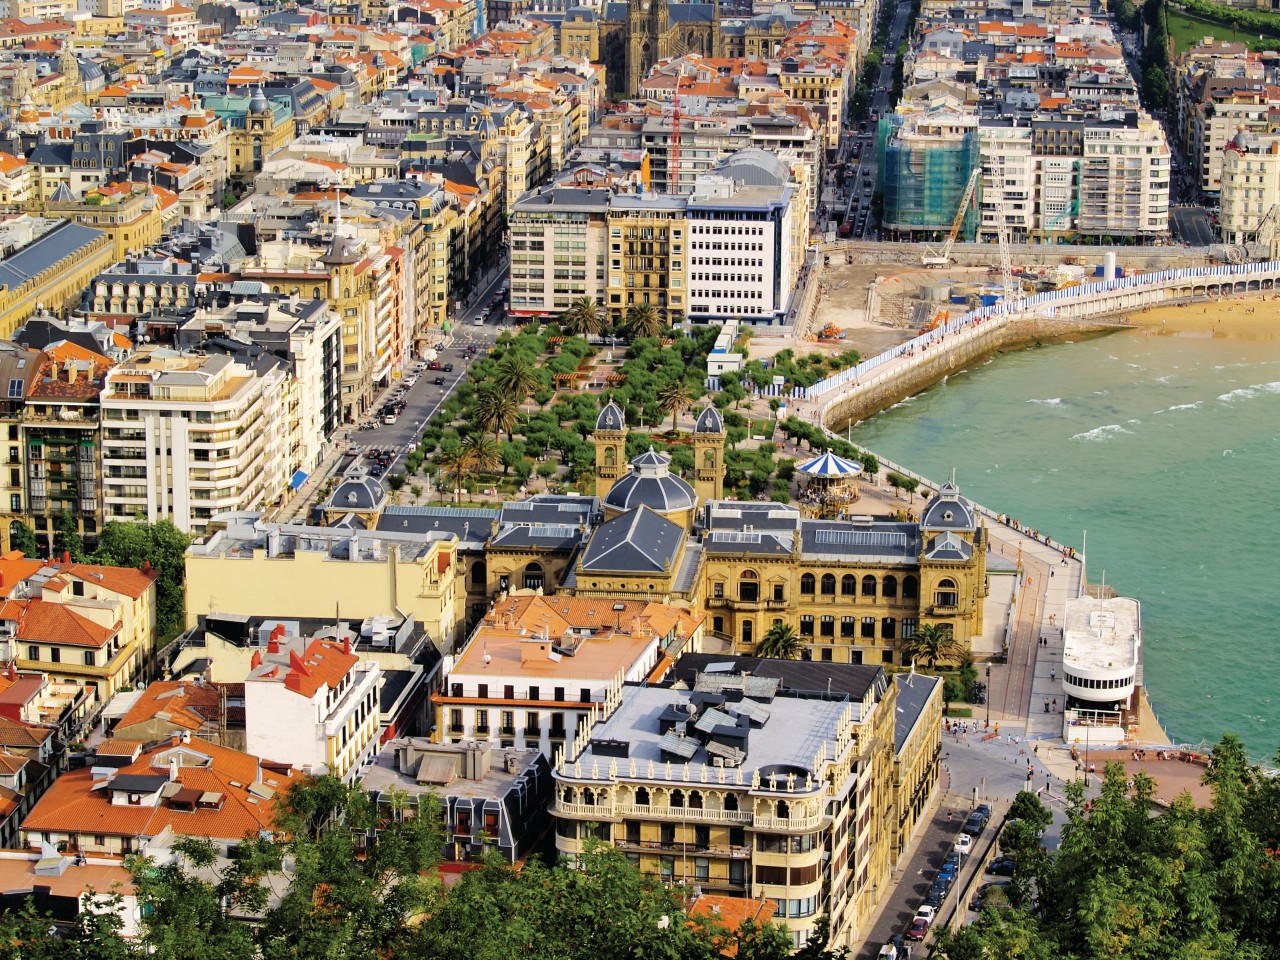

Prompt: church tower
[
  {"left": 692, "top": 405, "right": 726, "bottom": 504},
  {"left": 593, "top": 399, "right": 628, "bottom": 500}
]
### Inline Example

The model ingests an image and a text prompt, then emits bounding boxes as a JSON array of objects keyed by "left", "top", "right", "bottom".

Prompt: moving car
[
  {"left": 433, "top": 376, "right": 445, "bottom": 385},
  {"left": 443, "top": 362, "right": 454, "bottom": 372}
]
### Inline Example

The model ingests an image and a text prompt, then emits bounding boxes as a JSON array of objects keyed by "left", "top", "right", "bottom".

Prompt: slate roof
[
  {"left": 694, "top": 405, "right": 724, "bottom": 434},
  {"left": 894, "top": 673, "right": 942, "bottom": 753},
  {"left": 373, "top": 505, "right": 496, "bottom": 543},
  {"left": 799, "top": 520, "right": 920, "bottom": 563},
  {"left": 326, "top": 474, "right": 387, "bottom": 512},
  {"left": 672, "top": 654, "right": 887, "bottom": 701},
  {"left": 580, "top": 506, "right": 683, "bottom": 574},
  {"left": 0, "top": 221, "right": 105, "bottom": 294},
  {"left": 920, "top": 481, "right": 976, "bottom": 531},
  {"left": 924, "top": 532, "right": 973, "bottom": 562},
  {"left": 604, "top": 449, "right": 697, "bottom": 514},
  {"left": 595, "top": 399, "right": 624, "bottom": 431}
]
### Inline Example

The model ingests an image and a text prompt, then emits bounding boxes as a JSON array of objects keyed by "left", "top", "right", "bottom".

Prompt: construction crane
[
  {"left": 992, "top": 196, "right": 1017, "bottom": 304},
  {"left": 922, "top": 169, "right": 981, "bottom": 267},
  {"left": 1246, "top": 204, "right": 1278, "bottom": 261}
]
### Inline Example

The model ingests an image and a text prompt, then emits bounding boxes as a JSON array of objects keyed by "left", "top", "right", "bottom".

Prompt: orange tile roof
[
  {"left": 688, "top": 894, "right": 778, "bottom": 955},
  {"left": 250, "top": 638, "right": 357, "bottom": 699},
  {"left": 0, "top": 552, "right": 44, "bottom": 598},
  {"left": 94, "top": 739, "right": 143, "bottom": 756},
  {"left": 22, "top": 738, "right": 299, "bottom": 843},
  {"left": 17, "top": 599, "right": 118, "bottom": 649},
  {"left": 116, "top": 681, "right": 221, "bottom": 733},
  {"left": 0, "top": 716, "right": 54, "bottom": 750},
  {"left": 55, "top": 562, "right": 158, "bottom": 599}
]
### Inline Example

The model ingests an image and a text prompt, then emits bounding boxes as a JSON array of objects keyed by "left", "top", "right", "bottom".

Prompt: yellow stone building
[
  {"left": 604, "top": 195, "right": 687, "bottom": 324},
  {"left": 0, "top": 219, "right": 116, "bottom": 339},
  {"left": 550, "top": 655, "right": 900, "bottom": 949}
]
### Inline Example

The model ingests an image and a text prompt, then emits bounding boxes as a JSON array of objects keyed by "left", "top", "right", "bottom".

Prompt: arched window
[
  {"left": 883, "top": 575, "right": 898, "bottom": 599},
  {"left": 935, "top": 578, "right": 958, "bottom": 607},
  {"left": 841, "top": 574, "right": 856, "bottom": 596},
  {"left": 712, "top": 616, "right": 724, "bottom": 634},
  {"left": 670, "top": 790, "right": 685, "bottom": 808},
  {"left": 703, "top": 450, "right": 714, "bottom": 467},
  {"left": 902, "top": 576, "right": 918, "bottom": 600},
  {"left": 635, "top": 787, "right": 650, "bottom": 806},
  {"left": 776, "top": 799, "right": 790, "bottom": 818},
  {"left": 523, "top": 562, "right": 544, "bottom": 591},
  {"left": 820, "top": 573, "right": 836, "bottom": 595},
  {"left": 471, "top": 560, "right": 486, "bottom": 587},
  {"left": 724, "top": 793, "right": 739, "bottom": 811},
  {"left": 582, "top": 787, "right": 595, "bottom": 806},
  {"left": 738, "top": 569, "right": 759, "bottom": 602},
  {"left": 742, "top": 621, "right": 753, "bottom": 646},
  {"left": 800, "top": 573, "right": 816, "bottom": 595},
  {"left": 604, "top": 447, "right": 615, "bottom": 465},
  {"left": 862, "top": 575, "right": 877, "bottom": 598}
]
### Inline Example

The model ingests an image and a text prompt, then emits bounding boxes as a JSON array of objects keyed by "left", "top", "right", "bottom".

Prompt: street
[{"left": 1170, "top": 206, "right": 1216, "bottom": 247}]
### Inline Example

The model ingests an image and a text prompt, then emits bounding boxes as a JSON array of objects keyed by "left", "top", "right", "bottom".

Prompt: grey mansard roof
[
  {"left": 920, "top": 481, "right": 976, "bottom": 532},
  {"left": 694, "top": 405, "right": 725, "bottom": 434},
  {"left": 595, "top": 399, "right": 625, "bottom": 432},
  {"left": 604, "top": 449, "right": 697, "bottom": 514},
  {"left": 580, "top": 506, "right": 683, "bottom": 574}
]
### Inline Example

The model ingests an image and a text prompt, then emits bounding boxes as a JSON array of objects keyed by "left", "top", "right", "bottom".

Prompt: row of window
[
  {"left": 27, "top": 645, "right": 100, "bottom": 666},
  {"left": 1063, "top": 672, "right": 1134, "bottom": 691},
  {"left": 719, "top": 572, "right": 922, "bottom": 603}
]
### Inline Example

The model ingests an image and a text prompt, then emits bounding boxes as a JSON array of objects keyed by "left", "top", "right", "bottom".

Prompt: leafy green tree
[
  {"left": 657, "top": 379, "right": 694, "bottom": 432},
  {"left": 7, "top": 520, "right": 37, "bottom": 557},
  {"left": 562, "top": 296, "right": 605, "bottom": 337},
  {"left": 53, "top": 511, "right": 87, "bottom": 563},
  {"left": 624, "top": 302, "right": 664, "bottom": 339},
  {"left": 492, "top": 355, "right": 541, "bottom": 403},
  {"left": 435, "top": 442, "right": 473, "bottom": 503},
  {"left": 0, "top": 894, "right": 132, "bottom": 960},
  {"left": 901, "top": 623, "right": 961, "bottom": 668},
  {"left": 92, "top": 519, "right": 191, "bottom": 639},
  {"left": 471, "top": 384, "right": 521, "bottom": 440},
  {"left": 463, "top": 434, "right": 501, "bottom": 475},
  {"left": 758, "top": 622, "right": 803, "bottom": 660}
]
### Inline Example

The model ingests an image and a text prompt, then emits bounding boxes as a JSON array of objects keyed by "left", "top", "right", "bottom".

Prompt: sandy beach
[{"left": 1127, "top": 293, "right": 1280, "bottom": 338}]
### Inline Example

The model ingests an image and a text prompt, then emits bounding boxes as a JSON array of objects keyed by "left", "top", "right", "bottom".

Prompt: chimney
[
  {"left": 66, "top": 362, "right": 77, "bottom": 384},
  {"left": 169, "top": 756, "right": 179, "bottom": 782},
  {"left": 6, "top": 663, "right": 15, "bottom": 681},
  {"left": 62, "top": 551, "right": 70, "bottom": 565},
  {"left": 250, "top": 649, "right": 262, "bottom": 669},
  {"left": 342, "top": 635, "right": 351, "bottom": 656},
  {"left": 143, "top": 561, "right": 151, "bottom": 573}
]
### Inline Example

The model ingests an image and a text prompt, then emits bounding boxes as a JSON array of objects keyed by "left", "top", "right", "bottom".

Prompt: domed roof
[
  {"left": 325, "top": 473, "right": 386, "bottom": 513},
  {"left": 603, "top": 448, "right": 697, "bottom": 514},
  {"left": 694, "top": 405, "right": 724, "bottom": 434},
  {"left": 248, "top": 85, "right": 270, "bottom": 115},
  {"left": 595, "top": 399, "right": 625, "bottom": 432},
  {"left": 920, "top": 480, "right": 975, "bottom": 532}
]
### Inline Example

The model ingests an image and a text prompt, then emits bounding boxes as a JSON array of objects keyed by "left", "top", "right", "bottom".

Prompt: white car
[
  {"left": 914, "top": 905, "right": 936, "bottom": 924},
  {"left": 954, "top": 834, "right": 972, "bottom": 857}
]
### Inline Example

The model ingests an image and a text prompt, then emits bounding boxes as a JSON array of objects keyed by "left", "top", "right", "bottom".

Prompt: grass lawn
[
  {"left": 750, "top": 419, "right": 776, "bottom": 440},
  {"left": 1167, "top": 8, "right": 1277, "bottom": 53}
]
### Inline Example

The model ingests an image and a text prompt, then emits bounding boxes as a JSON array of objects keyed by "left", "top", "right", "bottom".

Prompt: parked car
[
  {"left": 944, "top": 852, "right": 962, "bottom": 870},
  {"left": 930, "top": 877, "right": 951, "bottom": 899},
  {"left": 954, "top": 834, "right": 972, "bottom": 857},
  {"left": 975, "top": 803, "right": 992, "bottom": 821},
  {"left": 987, "top": 855, "right": 1016, "bottom": 876},
  {"left": 905, "top": 917, "right": 929, "bottom": 942},
  {"left": 914, "top": 905, "right": 936, "bottom": 925},
  {"left": 923, "top": 890, "right": 944, "bottom": 909},
  {"left": 937, "top": 864, "right": 957, "bottom": 886},
  {"left": 970, "top": 881, "right": 1012, "bottom": 911},
  {"left": 963, "top": 811, "right": 987, "bottom": 836}
]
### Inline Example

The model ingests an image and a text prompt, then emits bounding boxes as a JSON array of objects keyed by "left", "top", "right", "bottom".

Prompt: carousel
[{"left": 796, "top": 451, "right": 862, "bottom": 518}]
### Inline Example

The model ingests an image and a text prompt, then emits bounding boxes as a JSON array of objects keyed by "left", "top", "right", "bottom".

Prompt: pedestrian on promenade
[
  {"left": 1052, "top": 698, "right": 1058, "bottom": 712},
  {"left": 1044, "top": 698, "right": 1050, "bottom": 713},
  {"left": 1050, "top": 670, "right": 1056, "bottom": 683},
  {"left": 1050, "top": 569, "right": 1055, "bottom": 579}
]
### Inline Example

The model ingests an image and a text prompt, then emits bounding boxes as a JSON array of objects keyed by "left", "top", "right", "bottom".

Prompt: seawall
[{"left": 822, "top": 315, "right": 1116, "bottom": 431}]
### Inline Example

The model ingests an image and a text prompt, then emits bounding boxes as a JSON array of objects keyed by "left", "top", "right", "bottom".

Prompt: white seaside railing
[{"left": 799, "top": 259, "right": 1280, "bottom": 402}]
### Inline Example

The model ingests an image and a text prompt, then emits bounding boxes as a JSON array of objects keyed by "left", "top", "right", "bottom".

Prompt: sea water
[{"left": 849, "top": 331, "right": 1280, "bottom": 761}]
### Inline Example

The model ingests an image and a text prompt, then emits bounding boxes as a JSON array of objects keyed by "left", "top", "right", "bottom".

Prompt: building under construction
[{"left": 880, "top": 113, "right": 981, "bottom": 242}]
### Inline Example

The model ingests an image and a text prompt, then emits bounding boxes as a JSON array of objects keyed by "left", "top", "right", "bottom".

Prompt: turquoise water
[{"left": 849, "top": 331, "right": 1280, "bottom": 762}]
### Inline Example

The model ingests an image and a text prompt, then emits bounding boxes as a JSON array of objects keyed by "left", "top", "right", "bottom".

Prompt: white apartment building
[
  {"left": 508, "top": 186, "right": 610, "bottom": 318},
  {"left": 100, "top": 349, "right": 288, "bottom": 535},
  {"left": 244, "top": 630, "right": 382, "bottom": 783},
  {"left": 686, "top": 161, "right": 804, "bottom": 325},
  {"left": 1220, "top": 132, "right": 1280, "bottom": 257},
  {"left": 1076, "top": 120, "right": 1171, "bottom": 239}
]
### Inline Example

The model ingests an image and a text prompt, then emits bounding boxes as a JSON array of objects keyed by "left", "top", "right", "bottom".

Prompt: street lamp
[{"left": 984, "top": 664, "right": 991, "bottom": 727}]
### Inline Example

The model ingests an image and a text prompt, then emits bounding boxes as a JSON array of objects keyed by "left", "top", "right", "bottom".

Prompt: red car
[
  {"left": 905, "top": 918, "right": 929, "bottom": 942},
  {"left": 427, "top": 360, "right": 442, "bottom": 370}
]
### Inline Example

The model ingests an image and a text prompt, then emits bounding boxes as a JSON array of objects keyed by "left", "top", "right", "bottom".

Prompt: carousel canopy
[{"left": 798, "top": 451, "right": 863, "bottom": 478}]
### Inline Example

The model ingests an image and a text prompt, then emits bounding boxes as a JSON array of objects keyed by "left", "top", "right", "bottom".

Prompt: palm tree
[
  {"left": 624, "top": 302, "right": 664, "bottom": 340},
  {"left": 492, "top": 355, "right": 540, "bottom": 403},
  {"left": 435, "top": 446, "right": 473, "bottom": 503},
  {"left": 562, "top": 296, "right": 605, "bottom": 338},
  {"left": 463, "top": 433, "right": 501, "bottom": 475},
  {"left": 757, "top": 622, "right": 803, "bottom": 660},
  {"left": 901, "top": 623, "right": 963, "bottom": 669},
  {"left": 656, "top": 379, "right": 694, "bottom": 433},
  {"left": 471, "top": 384, "right": 521, "bottom": 440}
]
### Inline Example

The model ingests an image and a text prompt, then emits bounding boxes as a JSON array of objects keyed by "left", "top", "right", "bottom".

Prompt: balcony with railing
[{"left": 615, "top": 802, "right": 753, "bottom": 824}]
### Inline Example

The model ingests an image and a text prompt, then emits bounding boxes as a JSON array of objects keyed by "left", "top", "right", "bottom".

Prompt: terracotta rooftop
[
  {"left": 247, "top": 636, "right": 358, "bottom": 699},
  {"left": 116, "top": 681, "right": 222, "bottom": 733},
  {"left": 22, "top": 737, "right": 298, "bottom": 843},
  {"left": 10, "top": 599, "right": 119, "bottom": 650},
  {"left": 0, "top": 715, "right": 54, "bottom": 750}
]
